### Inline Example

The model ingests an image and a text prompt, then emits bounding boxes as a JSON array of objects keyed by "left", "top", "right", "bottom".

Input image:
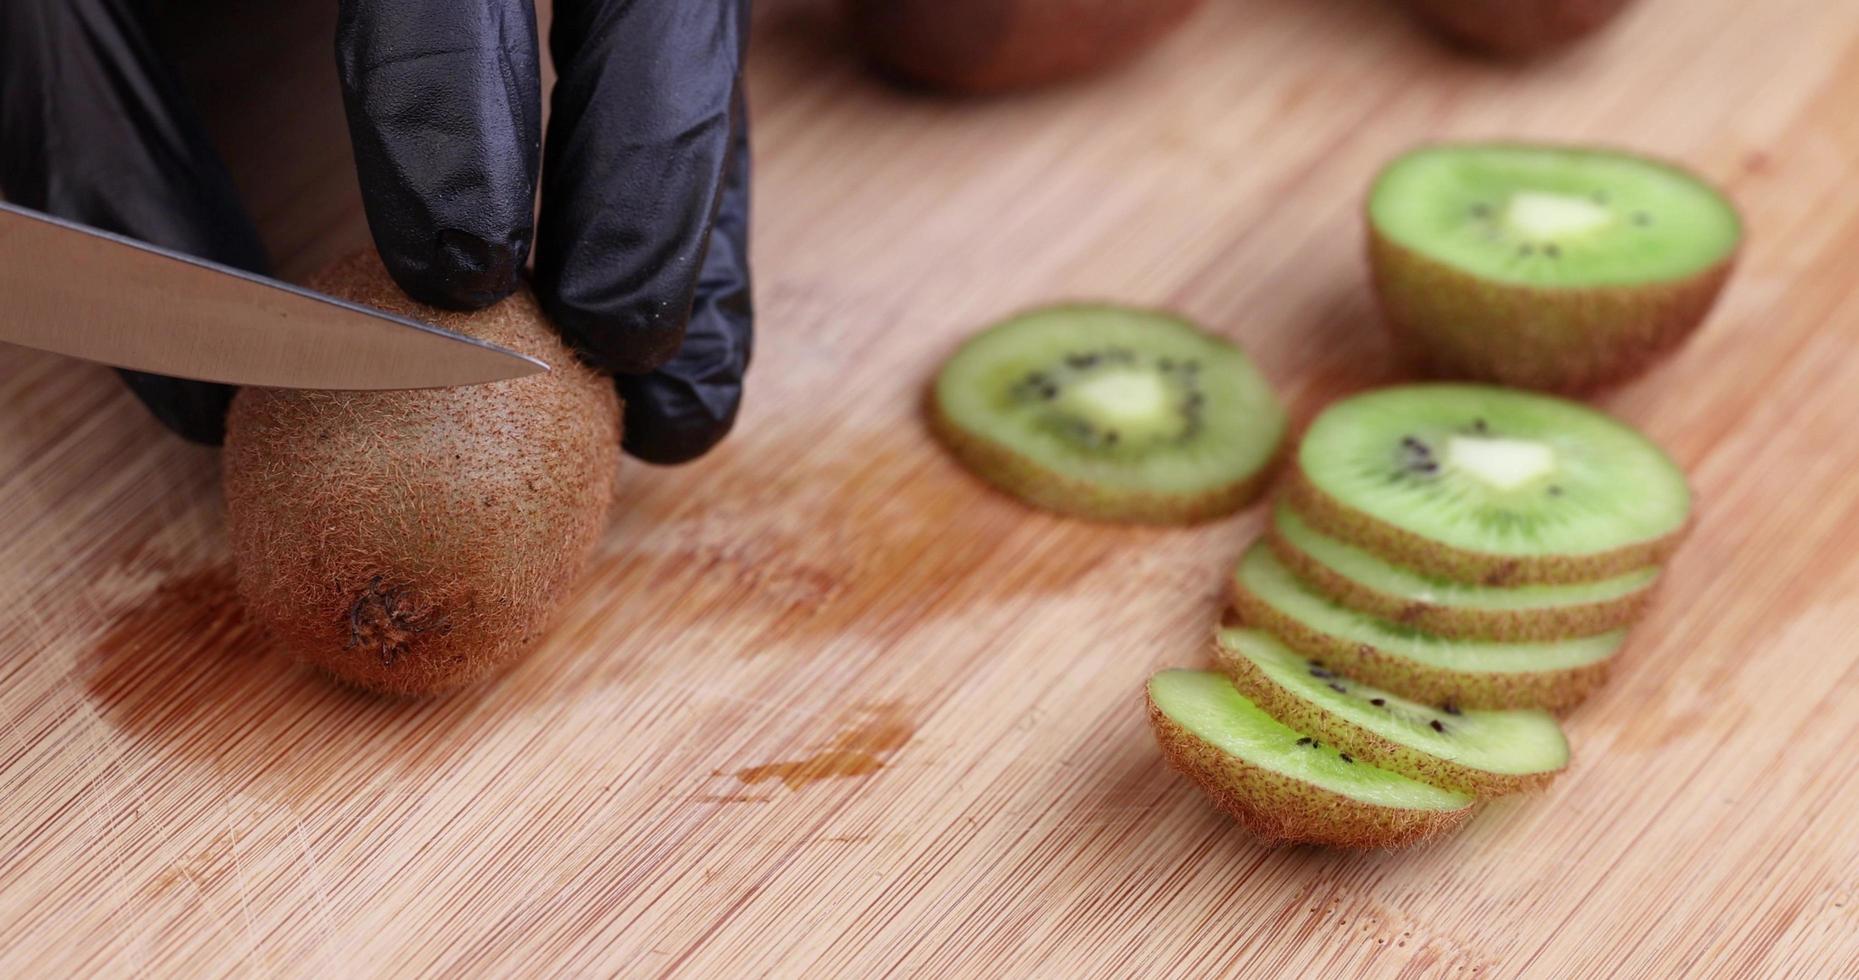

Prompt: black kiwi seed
[
  {"left": 1327, "top": 682, "right": 1347, "bottom": 694},
  {"left": 1296, "top": 737, "right": 1313, "bottom": 747},
  {"left": 1471, "top": 418, "right": 1488, "bottom": 433},
  {"left": 1548, "top": 485, "right": 1563, "bottom": 496},
  {"left": 1442, "top": 703, "right": 1462, "bottom": 716},
  {"left": 1339, "top": 753, "right": 1354, "bottom": 764},
  {"left": 1470, "top": 202, "right": 1492, "bottom": 219},
  {"left": 1544, "top": 244, "right": 1561, "bottom": 259},
  {"left": 1103, "top": 430, "right": 1120, "bottom": 446},
  {"left": 1430, "top": 719, "right": 1448, "bottom": 733},
  {"left": 1369, "top": 698, "right": 1386, "bottom": 707}
]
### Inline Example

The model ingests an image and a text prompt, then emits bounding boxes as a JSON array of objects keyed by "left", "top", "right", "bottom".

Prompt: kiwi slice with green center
[
  {"left": 1291, "top": 384, "right": 1690, "bottom": 585},
  {"left": 1215, "top": 627, "right": 1568, "bottom": 796},
  {"left": 1268, "top": 502, "right": 1659, "bottom": 641},
  {"left": 1368, "top": 143, "right": 1741, "bottom": 391},
  {"left": 931, "top": 305, "right": 1286, "bottom": 523},
  {"left": 1147, "top": 669, "right": 1472, "bottom": 848},
  {"left": 1229, "top": 541, "right": 1621, "bottom": 711}
]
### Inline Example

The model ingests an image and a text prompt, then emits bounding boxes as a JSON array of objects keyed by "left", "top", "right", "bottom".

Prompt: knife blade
[{"left": 0, "top": 202, "right": 547, "bottom": 390}]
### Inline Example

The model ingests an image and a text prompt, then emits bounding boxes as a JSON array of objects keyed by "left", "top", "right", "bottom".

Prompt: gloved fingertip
[
  {"left": 116, "top": 370, "right": 234, "bottom": 445},
  {"left": 378, "top": 227, "right": 529, "bottom": 311},
  {"left": 618, "top": 397, "right": 738, "bottom": 465}
]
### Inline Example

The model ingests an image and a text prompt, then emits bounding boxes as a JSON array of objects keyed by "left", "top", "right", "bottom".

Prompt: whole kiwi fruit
[
  {"left": 1393, "top": 0, "right": 1637, "bottom": 58},
  {"left": 223, "top": 250, "right": 621, "bottom": 697},
  {"left": 844, "top": 0, "right": 1205, "bottom": 94}
]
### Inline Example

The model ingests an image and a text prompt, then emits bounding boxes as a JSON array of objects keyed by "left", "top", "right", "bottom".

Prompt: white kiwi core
[
  {"left": 1447, "top": 435, "right": 1557, "bottom": 490},
  {"left": 1504, "top": 191, "right": 1614, "bottom": 240}
]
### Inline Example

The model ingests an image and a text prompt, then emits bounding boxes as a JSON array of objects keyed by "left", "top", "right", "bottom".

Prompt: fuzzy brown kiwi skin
[
  {"left": 1228, "top": 570, "right": 1611, "bottom": 714},
  {"left": 223, "top": 250, "right": 621, "bottom": 698},
  {"left": 1284, "top": 465, "right": 1688, "bottom": 588},
  {"left": 844, "top": 0, "right": 1205, "bottom": 95},
  {"left": 1369, "top": 222, "right": 1737, "bottom": 394},
  {"left": 1395, "top": 0, "right": 1636, "bottom": 58},
  {"left": 1147, "top": 692, "right": 1471, "bottom": 848},
  {"left": 926, "top": 389, "right": 1281, "bottom": 526},
  {"left": 1264, "top": 509, "right": 1658, "bottom": 642},
  {"left": 1213, "top": 635, "right": 1564, "bottom": 797}
]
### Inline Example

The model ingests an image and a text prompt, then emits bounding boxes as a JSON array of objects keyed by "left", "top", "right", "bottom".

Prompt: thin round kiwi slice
[
  {"left": 1268, "top": 501, "right": 1660, "bottom": 641},
  {"left": 1229, "top": 541, "right": 1621, "bottom": 712},
  {"left": 1291, "top": 384, "right": 1690, "bottom": 586},
  {"left": 1215, "top": 627, "right": 1568, "bottom": 797},
  {"left": 930, "top": 305, "right": 1287, "bottom": 524},
  {"left": 1147, "top": 669, "right": 1472, "bottom": 848},
  {"left": 1369, "top": 143, "right": 1741, "bottom": 391}
]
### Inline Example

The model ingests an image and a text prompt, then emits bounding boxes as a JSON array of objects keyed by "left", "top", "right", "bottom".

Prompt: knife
[{"left": 0, "top": 202, "right": 546, "bottom": 389}]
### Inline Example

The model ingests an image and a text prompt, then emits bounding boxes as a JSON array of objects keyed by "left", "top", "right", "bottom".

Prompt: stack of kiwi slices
[
  {"left": 1149, "top": 383, "right": 1692, "bottom": 847},
  {"left": 1368, "top": 143, "right": 1741, "bottom": 392},
  {"left": 929, "top": 304, "right": 1287, "bottom": 524}
]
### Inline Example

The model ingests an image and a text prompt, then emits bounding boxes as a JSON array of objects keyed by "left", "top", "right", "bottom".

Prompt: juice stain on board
[
  {"left": 725, "top": 701, "right": 918, "bottom": 791},
  {"left": 80, "top": 559, "right": 512, "bottom": 803}
]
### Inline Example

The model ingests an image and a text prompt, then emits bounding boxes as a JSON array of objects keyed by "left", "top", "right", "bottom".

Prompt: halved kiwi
[
  {"left": 1215, "top": 627, "right": 1569, "bottom": 796},
  {"left": 1369, "top": 143, "right": 1740, "bottom": 391},
  {"left": 1290, "top": 384, "right": 1691, "bottom": 586},
  {"left": 1229, "top": 541, "right": 1621, "bottom": 712},
  {"left": 930, "top": 305, "right": 1286, "bottom": 524},
  {"left": 1147, "top": 669, "right": 1472, "bottom": 848},
  {"left": 1268, "top": 502, "right": 1659, "bottom": 641}
]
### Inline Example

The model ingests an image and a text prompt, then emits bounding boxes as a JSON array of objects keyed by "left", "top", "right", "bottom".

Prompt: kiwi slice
[
  {"left": 1291, "top": 384, "right": 1690, "bottom": 586},
  {"left": 1215, "top": 627, "right": 1568, "bottom": 797},
  {"left": 1369, "top": 143, "right": 1740, "bottom": 391},
  {"left": 930, "top": 305, "right": 1286, "bottom": 524},
  {"left": 1147, "top": 670, "right": 1472, "bottom": 848},
  {"left": 1268, "top": 502, "right": 1659, "bottom": 641},
  {"left": 1229, "top": 541, "right": 1621, "bottom": 712}
]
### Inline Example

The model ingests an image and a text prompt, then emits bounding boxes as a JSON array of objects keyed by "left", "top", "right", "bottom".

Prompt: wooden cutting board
[{"left": 5, "top": 0, "right": 1859, "bottom": 975}]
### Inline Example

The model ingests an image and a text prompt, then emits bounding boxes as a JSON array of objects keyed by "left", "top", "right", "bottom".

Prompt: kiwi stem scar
[{"left": 346, "top": 575, "right": 448, "bottom": 666}]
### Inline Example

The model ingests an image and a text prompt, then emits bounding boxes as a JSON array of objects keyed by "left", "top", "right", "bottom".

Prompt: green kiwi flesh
[
  {"left": 1147, "top": 670, "right": 1472, "bottom": 848},
  {"left": 1269, "top": 502, "right": 1659, "bottom": 641},
  {"left": 1369, "top": 143, "right": 1740, "bottom": 391},
  {"left": 1395, "top": 0, "right": 1637, "bottom": 58},
  {"left": 1215, "top": 627, "right": 1568, "bottom": 796},
  {"left": 1292, "top": 384, "right": 1690, "bottom": 585},
  {"left": 1229, "top": 541, "right": 1621, "bottom": 712},
  {"left": 931, "top": 305, "right": 1286, "bottom": 524}
]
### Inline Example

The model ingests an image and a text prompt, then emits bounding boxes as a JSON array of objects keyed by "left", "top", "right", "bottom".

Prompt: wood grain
[{"left": 6, "top": 0, "right": 1859, "bottom": 975}]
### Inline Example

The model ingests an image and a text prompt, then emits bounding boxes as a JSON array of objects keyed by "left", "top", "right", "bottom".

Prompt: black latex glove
[{"left": 1, "top": 0, "right": 752, "bottom": 464}]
